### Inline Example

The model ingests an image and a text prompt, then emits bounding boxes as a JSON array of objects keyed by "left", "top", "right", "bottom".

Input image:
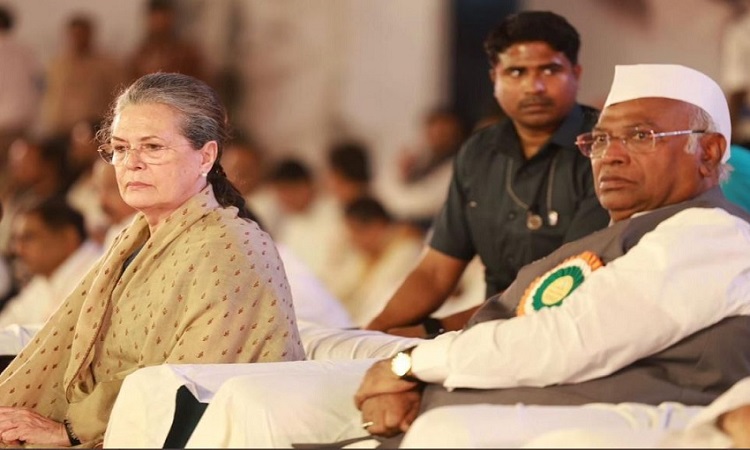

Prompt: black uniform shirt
[{"left": 430, "top": 104, "right": 610, "bottom": 298}]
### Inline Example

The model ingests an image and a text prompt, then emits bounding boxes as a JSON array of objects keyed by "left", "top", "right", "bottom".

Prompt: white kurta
[
  {"left": 412, "top": 208, "right": 750, "bottom": 389},
  {"left": 402, "top": 376, "right": 750, "bottom": 448}
]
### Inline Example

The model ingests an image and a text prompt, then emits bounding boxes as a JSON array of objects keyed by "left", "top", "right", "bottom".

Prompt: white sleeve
[
  {"left": 299, "top": 320, "right": 423, "bottom": 360},
  {"left": 411, "top": 208, "right": 750, "bottom": 389},
  {"left": 686, "top": 376, "right": 750, "bottom": 430}
]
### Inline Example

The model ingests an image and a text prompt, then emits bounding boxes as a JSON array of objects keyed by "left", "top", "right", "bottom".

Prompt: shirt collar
[
  {"left": 494, "top": 104, "right": 589, "bottom": 162},
  {"left": 549, "top": 104, "right": 586, "bottom": 149}
]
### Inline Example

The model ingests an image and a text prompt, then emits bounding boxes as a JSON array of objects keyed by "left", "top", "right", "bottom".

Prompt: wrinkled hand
[
  {"left": 386, "top": 325, "right": 427, "bottom": 339},
  {"left": 355, "top": 358, "right": 424, "bottom": 438},
  {"left": 0, "top": 407, "right": 69, "bottom": 447},
  {"left": 719, "top": 404, "right": 750, "bottom": 447},
  {"left": 354, "top": 359, "right": 420, "bottom": 410},
  {"left": 359, "top": 391, "right": 422, "bottom": 437}
]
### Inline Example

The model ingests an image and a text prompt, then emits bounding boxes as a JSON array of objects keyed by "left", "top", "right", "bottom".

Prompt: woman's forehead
[{"left": 112, "top": 103, "right": 183, "bottom": 138}]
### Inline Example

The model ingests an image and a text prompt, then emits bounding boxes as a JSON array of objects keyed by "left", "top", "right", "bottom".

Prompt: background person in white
[
  {"left": 0, "top": 198, "right": 100, "bottom": 329},
  {"left": 179, "top": 64, "right": 750, "bottom": 448},
  {"left": 0, "top": 4, "right": 42, "bottom": 179}
]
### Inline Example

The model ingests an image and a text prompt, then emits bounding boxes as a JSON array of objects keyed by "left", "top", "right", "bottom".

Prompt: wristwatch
[{"left": 390, "top": 347, "right": 420, "bottom": 382}]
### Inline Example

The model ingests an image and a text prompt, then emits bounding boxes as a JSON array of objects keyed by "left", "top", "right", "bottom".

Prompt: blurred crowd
[
  {"left": 0, "top": 0, "right": 488, "bottom": 330},
  {"left": 7, "top": 0, "right": 746, "bottom": 339}
]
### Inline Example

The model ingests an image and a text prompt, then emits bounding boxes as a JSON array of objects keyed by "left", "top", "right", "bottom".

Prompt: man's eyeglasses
[
  {"left": 98, "top": 142, "right": 175, "bottom": 166},
  {"left": 575, "top": 129, "right": 707, "bottom": 159}
]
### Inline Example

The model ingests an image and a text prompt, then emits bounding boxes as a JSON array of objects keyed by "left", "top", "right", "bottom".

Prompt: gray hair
[
  {"left": 686, "top": 105, "right": 730, "bottom": 182},
  {"left": 103, "top": 72, "right": 228, "bottom": 155},
  {"left": 99, "top": 72, "right": 255, "bottom": 220}
]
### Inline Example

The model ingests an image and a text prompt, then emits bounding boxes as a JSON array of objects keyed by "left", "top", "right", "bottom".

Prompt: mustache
[{"left": 519, "top": 96, "right": 555, "bottom": 108}]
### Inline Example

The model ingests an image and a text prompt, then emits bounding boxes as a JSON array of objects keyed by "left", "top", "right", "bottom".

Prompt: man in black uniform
[{"left": 366, "top": 11, "right": 609, "bottom": 337}]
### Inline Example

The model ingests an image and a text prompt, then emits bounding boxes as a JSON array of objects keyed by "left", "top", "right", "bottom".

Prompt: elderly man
[
  {"left": 128, "top": 64, "right": 750, "bottom": 449},
  {"left": 352, "top": 63, "right": 750, "bottom": 446}
]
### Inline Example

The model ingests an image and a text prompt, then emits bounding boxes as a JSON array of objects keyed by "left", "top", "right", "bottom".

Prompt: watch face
[{"left": 391, "top": 351, "right": 412, "bottom": 378}]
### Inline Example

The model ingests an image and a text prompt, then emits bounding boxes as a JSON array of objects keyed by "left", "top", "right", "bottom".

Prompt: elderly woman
[{"left": 0, "top": 73, "right": 305, "bottom": 447}]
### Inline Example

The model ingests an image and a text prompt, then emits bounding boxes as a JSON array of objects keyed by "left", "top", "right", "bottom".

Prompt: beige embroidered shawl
[{"left": 0, "top": 185, "right": 304, "bottom": 446}]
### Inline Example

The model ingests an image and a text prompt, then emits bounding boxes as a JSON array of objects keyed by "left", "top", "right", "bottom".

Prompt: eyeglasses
[
  {"left": 575, "top": 129, "right": 707, "bottom": 159},
  {"left": 98, "top": 142, "right": 175, "bottom": 166}
]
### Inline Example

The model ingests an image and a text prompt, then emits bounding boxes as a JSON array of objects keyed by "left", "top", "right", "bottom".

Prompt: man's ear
[{"left": 698, "top": 133, "right": 726, "bottom": 178}]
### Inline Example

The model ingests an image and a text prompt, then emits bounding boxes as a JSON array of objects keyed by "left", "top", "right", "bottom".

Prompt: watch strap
[{"left": 422, "top": 317, "right": 446, "bottom": 338}]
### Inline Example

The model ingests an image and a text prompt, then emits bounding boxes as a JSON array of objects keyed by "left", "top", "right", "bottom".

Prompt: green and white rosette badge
[{"left": 516, "top": 251, "right": 604, "bottom": 316}]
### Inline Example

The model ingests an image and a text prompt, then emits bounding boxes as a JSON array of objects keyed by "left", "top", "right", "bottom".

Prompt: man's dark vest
[{"left": 423, "top": 187, "right": 750, "bottom": 412}]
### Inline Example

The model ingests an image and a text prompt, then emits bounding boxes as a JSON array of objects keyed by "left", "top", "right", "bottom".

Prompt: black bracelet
[
  {"left": 422, "top": 317, "right": 446, "bottom": 338},
  {"left": 63, "top": 419, "right": 81, "bottom": 446}
]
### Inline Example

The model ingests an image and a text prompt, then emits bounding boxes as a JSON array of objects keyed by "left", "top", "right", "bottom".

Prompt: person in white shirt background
[
  {"left": 270, "top": 144, "right": 371, "bottom": 302},
  {"left": 375, "top": 107, "right": 467, "bottom": 233},
  {"left": 0, "top": 4, "right": 42, "bottom": 188},
  {"left": 0, "top": 197, "right": 100, "bottom": 329},
  {"left": 336, "top": 196, "right": 424, "bottom": 327},
  {"left": 67, "top": 119, "right": 111, "bottom": 243},
  {"left": 219, "top": 143, "right": 356, "bottom": 330},
  {"left": 220, "top": 133, "right": 282, "bottom": 236}
]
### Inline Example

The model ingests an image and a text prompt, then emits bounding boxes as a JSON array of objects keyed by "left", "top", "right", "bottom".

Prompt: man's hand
[
  {"left": 359, "top": 391, "right": 422, "bottom": 437},
  {"left": 354, "top": 358, "right": 420, "bottom": 410},
  {"left": 0, "top": 407, "right": 70, "bottom": 447},
  {"left": 718, "top": 404, "right": 750, "bottom": 447}
]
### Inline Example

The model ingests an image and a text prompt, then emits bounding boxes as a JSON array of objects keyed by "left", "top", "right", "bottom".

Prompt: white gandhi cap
[{"left": 603, "top": 64, "right": 731, "bottom": 162}]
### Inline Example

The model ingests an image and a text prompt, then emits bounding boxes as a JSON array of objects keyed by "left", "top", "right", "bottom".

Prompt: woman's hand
[{"left": 0, "top": 407, "right": 70, "bottom": 447}]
